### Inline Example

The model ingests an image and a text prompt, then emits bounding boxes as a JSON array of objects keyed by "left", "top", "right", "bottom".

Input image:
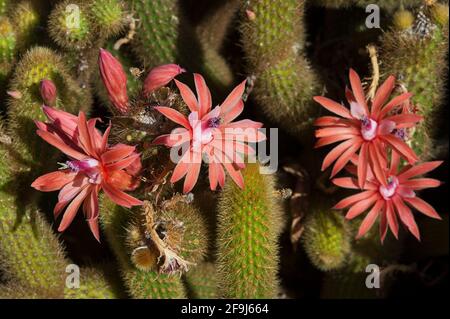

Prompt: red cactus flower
[
  {"left": 144, "top": 64, "right": 186, "bottom": 95},
  {"left": 313, "top": 69, "right": 422, "bottom": 188},
  {"left": 31, "top": 106, "right": 143, "bottom": 241},
  {"left": 40, "top": 79, "right": 57, "bottom": 106},
  {"left": 332, "top": 153, "right": 442, "bottom": 242},
  {"left": 98, "top": 48, "right": 129, "bottom": 114},
  {"left": 153, "top": 74, "right": 266, "bottom": 193}
]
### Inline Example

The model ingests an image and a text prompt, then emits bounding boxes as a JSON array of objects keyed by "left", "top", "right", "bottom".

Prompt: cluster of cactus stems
[{"left": 0, "top": 0, "right": 448, "bottom": 299}]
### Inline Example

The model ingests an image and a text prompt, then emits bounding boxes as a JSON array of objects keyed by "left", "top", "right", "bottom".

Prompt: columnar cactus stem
[
  {"left": 239, "top": 0, "right": 320, "bottom": 140},
  {"left": 63, "top": 267, "right": 120, "bottom": 299},
  {"left": 100, "top": 197, "right": 188, "bottom": 299},
  {"left": 380, "top": 3, "right": 449, "bottom": 159},
  {"left": 302, "top": 204, "right": 352, "bottom": 271},
  {"left": 0, "top": 124, "right": 68, "bottom": 298},
  {"left": 7, "top": 47, "right": 83, "bottom": 168},
  {"left": 184, "top": 262, "right": 218, "bottom": 299},
  {"left": 216, "top": 163, "right": 284, "bottom": 298}
]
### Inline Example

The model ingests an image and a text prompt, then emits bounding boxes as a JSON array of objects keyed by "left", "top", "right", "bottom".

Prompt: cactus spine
[
  {"left": 63, "top": 268, "right": 119, "bottom": 299},
  {"left": 240, "top": 0, "right": 320, "bottom": 139},
  {"left": 302, "top": 206, "right": 351, "bottom": 271},
  {"left": 380, "top": 3, "right": 449, "bottom": 159},
  {"left": 184, "top": 262, "right": 218, "bottom": 299},
  {"left": 216, "top": 163, "right": 283, "bottom": 298}
]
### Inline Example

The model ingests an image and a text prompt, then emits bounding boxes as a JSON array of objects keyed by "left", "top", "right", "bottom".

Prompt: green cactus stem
[
  {"left": 63, "top": 267, "right": 119, "bottom": 299},
  {"left": 100, "top": 197, "right": 192, "bottom": 299},
  {"left": 302, "top": 205, "right": 351, "bottom": 271},
  {"left": 11, "top": 1, "right": 41, "bottom": 51},
  {"left": 183, "top": 262, "right": 218, "bottom": 299},
  {"left": 240, "top": 0, "right": 320, "bottom": 140},
  {"left": 216, "top": 163, "right": 284, "bottom": 298},
  {"left": 7, "top": 47, "right": 83, "bottom": 169},
  {"left": 380, "top": 3, "right": 449, "bottom": 159}
]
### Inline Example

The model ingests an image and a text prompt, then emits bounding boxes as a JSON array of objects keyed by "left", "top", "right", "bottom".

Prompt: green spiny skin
[
  {"left": 0, "top": 17, "right": 15, "bottom": 66},
  {"left": 302, "top": 207, "right": 351, "bottom": 271},
  {"left": 0, "top": 0, "right": 9, "bottom": 16},
  {"left": 313, "top": 0, "right": 422, "bottom": 10},
  {"left": 0, "top": 17, "right": 15, "bottom": 87},
  {"left": 0, "top": 283, "right": 42, "bottom": 299},
  {"left": 48, "top": 0, "right": 93, "bottom": 50},
  {"left": 194, "top": 0, "right": 241, "bottom": 91},
  {"left": 240, "top": 0, "right": 320, "bottom": 140},
  {"left": 183, "top": 262, "right": 218, "bottom": 299},
  {"left": 11, "top": 1, "right": 41, "bottom": 51},
  {"left": 216, "top": 163, "right": 283, "bottom": 299},
  {"left": 130, "top": 0, "right": 180, "bottom": 67},
  {"left": 6, "top": 47, "right": 83, "bottom": 182},
  {"left": 320, "top": 224, "right": 402, "bottom": 298},
  {"left": 380, "top": 7, "right": 449, "bottom": 159},
  {"left": 0, "top": 176, "right": 68, "bottom": 298},
  {"left": 321, "top": 271, "right": 379, "bottom": 299},
  {"left": 64, "top": 268, "right": 118, "bottom": 299},
  {"left": 100, "top": 197, "right": 186, "bottom": 299},
  {"left": 89, "top": 0, "right": 125, "bottom": 38}
]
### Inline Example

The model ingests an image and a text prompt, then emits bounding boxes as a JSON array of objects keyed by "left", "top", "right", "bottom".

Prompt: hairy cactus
[
  {"left": 314, "top": 0, "right": 422, "bottom": 10},
  {"left": 100, "top": 195, "right": 209, "bottom": 299},
  {"left": 302, "top": 205, "right": 352, "bottom": 271},
  {"left": 48, "top": 0, "right": 93, "bottom": 50},
  {"left": 216, "top": 163, "right": 284, "bottom": 298},
  {"left": 0, "top": 132, "right": 67, "bottom": 297},
  {"left": 184, "top": 262, "right": 218, "bottom": 299},
  {"left": 11, "top": 1, "right": 41, "bottom": 51},
  {"left": 89, "top": 0, "right": 125, "bottom": 38},
  {"left": 7, "top": 47, "right": 83, "bottom": 168},
  {"left": 64, "top": 267, "right": 119, "bottom": 299},
  {"left": 240, "top": 0, "right": 320, "bottom": 140},
  {"left": 0, "top": 16, "right": 15, "bottom": 86},
  {"left": 380, "top": 3, "right": 449, "bottom": 159}
]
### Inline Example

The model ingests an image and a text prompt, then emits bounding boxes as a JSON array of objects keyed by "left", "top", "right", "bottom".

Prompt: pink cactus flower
[
  {"left": 313, "top": 68, "right": 422, "bottom": 188},
  {"left": 153, "top": 74, "right": 266, "bottom": 193},
  {"left": 40, "top": 79, "right": 57, "bottom": 106},
  {"left": 98, "top": 48, "right": 129, "bottom": 114},
  {"left": 31, "top": 106, "right": 143, "bottom": 241},
  {"left": 332, "top": 153, "right": 442, "bottom": 242},
  {"left": 144, "top": 64, "right": 186, "bottom": 95}
]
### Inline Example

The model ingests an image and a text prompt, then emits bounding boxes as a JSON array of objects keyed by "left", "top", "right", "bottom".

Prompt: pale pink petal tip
[{"left": 144, "top": 64, "right": 186, "bottom": 95}]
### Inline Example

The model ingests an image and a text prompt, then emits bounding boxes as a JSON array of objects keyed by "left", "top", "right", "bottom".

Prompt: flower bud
[
  {"left": 143, "top": 64, "right": 185, "bottom": 95},
  {"left": 40, "top": 79, "right": 57, "bottom": 106},
  {"left": 98, "top": 48, "right": 129, "bottom": 113}
]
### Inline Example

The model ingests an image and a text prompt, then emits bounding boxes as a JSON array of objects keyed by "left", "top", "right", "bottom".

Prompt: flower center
[
  {"left": 393, "top": 128, "right": 408, "bottom": 141},
  {"left": 360, "top": 116, "right": 378, "bottom": 141},
  {"left": 66, "top": 158, "right": 101, "bottom": 184},
  {"left": 379, "top": 176, "right": 399, "bottom": 200},
  {"left": 207, "top": 117, "right": 221, "bottom": 128}
]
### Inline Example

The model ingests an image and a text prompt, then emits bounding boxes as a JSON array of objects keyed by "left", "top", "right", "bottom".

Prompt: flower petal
[
  {"left": 357, "top": 143, "right": 368, "bottom": 189},
  {"left": 31, "top": 170, "right": 75, "bottom": 192},
  {"left": 194, "top": 73, "right": 212, "bottom": 117},
  {"left": 349, "top": 69, "right": 369, "bottom": 116},
  {"left": 36, "top": 130, "right": 87, "bottom": 160},
  {"left": 392, "top": 195, "right": 421, "bottom": 240},
  {"left": 381, "top": 135, "right": 418, "bottom": 164},
  {"left": 334, "top": 190, "right": 376, "bottom": 209},
  {"left": 403, "top": 197, "right": 441, "bottom": 219},
  {"left": 58, "top": 185, "right": 91, "bottom": 232},
  {"left": 345, "top": 193, "right": 378, "bottom": 219},
  {"left": 378, "top": 92, "right": 413, "bottom": 120},
  {"left": 102, "top": 182, "right": 143, "bottom": 208},
  {"left": 154, "top": 106, "right": 190, "bottom": 129},
  {"left": 220, "top": 80, "right": 246, "bottom": 114},
  {"left": 371, "top": 75, "right": 395, "bottom": 117},
  {"left": 398, "top": 161, "right": 443, "bottom": 181},
  {"left": 174, "top": 79, "right": 199, "bottom": 113},
  {"left": 356, "top": 199, "right": 384, "bottom": 238},
  {"left": 101, "top": 144, "right": 136, "bottom": 164},
  {"left": 313, "top": 96, "right": 352, "bottom": 119}
]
